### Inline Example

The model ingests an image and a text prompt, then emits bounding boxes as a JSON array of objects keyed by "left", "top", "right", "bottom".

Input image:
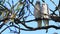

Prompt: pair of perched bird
[
  {"left": 34, "top": 0, "right": 49, "bottom": 28},
  {"left": 34, "top": 0, "right": 50, "bottom": 33}
]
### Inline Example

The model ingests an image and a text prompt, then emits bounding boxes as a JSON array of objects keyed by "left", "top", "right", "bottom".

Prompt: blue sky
[{"left": 0, "top": 0, "right": 60, "bottom": 34}]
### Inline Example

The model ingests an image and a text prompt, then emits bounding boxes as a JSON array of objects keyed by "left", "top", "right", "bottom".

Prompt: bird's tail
[
  {"left": 43, "top": 20, "right": 49, "bottom": 33},
  {"left": 37, "top": 20, "right": 42, "bottom": 28}
]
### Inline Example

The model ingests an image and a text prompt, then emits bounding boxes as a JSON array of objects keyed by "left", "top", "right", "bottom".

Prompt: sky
[{"left": 0, "top": 0, "right": 60, "bottom": 34}]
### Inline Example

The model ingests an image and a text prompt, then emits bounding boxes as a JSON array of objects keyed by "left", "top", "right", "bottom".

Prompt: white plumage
[
  {"left": 34, "top": 1, "right": 42, "bottom": 28},
  {"left": 42, "top": 2, "right": 49, "bottom": 26},
  {"left": 34, "top": 1, "right": 49, "bottom": 28}
]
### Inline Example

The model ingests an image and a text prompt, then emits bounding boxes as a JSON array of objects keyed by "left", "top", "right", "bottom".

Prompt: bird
[
  {"left": 34, "top": 0, "right": 42, "bottom": 28},
  {"left": 42, "top": 2, "right": 49, "bottom": 33},
  {"left": 42, "top": 2, "right": 49, "bottom": 27}
]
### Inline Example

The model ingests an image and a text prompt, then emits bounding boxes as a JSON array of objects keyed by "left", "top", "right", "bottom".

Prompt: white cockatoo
[
  {"left": 42, "top": 2, "right": 49, "bottom": 27},
  {"left": 34, "top": 0, "right": 42, "bottom": 28}
]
